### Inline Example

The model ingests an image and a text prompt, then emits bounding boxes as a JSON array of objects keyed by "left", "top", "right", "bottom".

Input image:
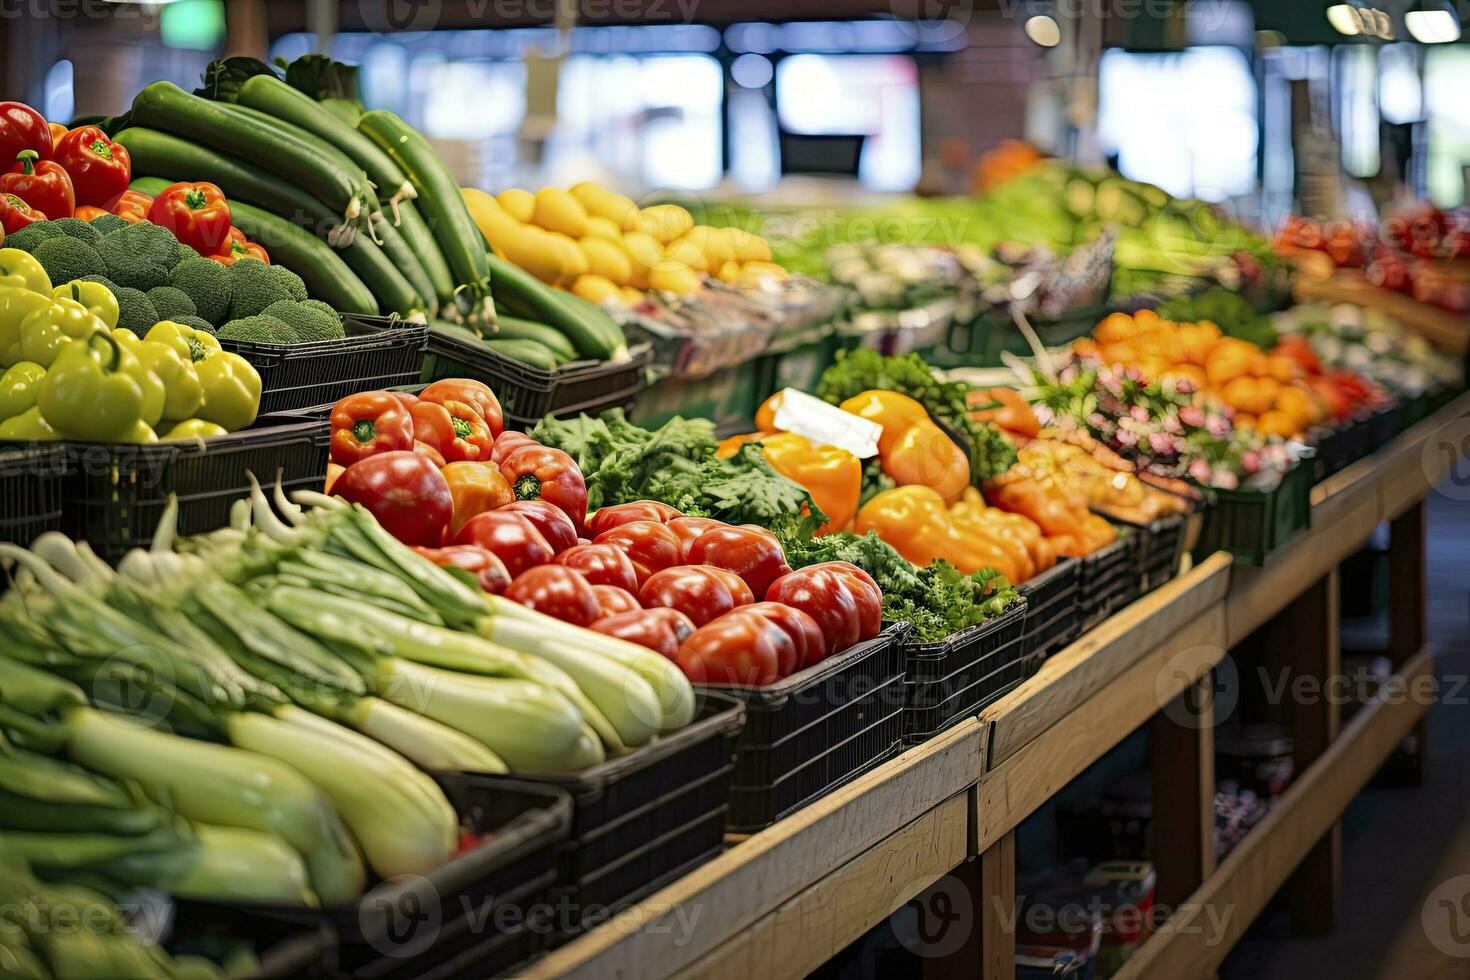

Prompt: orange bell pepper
[
  {"left": 986, "top": 474, "right": 1086, "bottom": 540},
  {"left": 754, "top": 392, "right": 785, "bottom": 433},
  {"left": 716, "top": 431, "right": 772, "bottom": 459},
  {"left": 757, "top": 432, "right": 861, "bottom": 535},
  {"left": 442, "top": 460, "right": 514, "bottom": 539},
  {"left": 950, "top": 493, "right": 1033, "bottom": 582},
  {"left": 967, "top": 387, "right": 1040, "bottom": 439},
  {"left": 855, "top": 485, "right": 1024, "bottom": 582},
  {"left": 839, "top": 389, "right": 931, "bottom": 455},
  {"left": 882, "top": 419, "right": 970, "bottom": 504}
]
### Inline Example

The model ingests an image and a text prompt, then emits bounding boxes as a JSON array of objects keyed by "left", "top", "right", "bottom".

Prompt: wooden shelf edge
[{"left": 1113, "top": 647, "right": 1436, "bottom": 980}]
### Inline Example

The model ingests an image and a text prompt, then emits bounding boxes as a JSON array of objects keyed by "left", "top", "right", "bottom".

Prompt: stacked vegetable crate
[
  {"left": 1017, "top": 557, "right": 1083, "bottom": 658},
  {"left": 0, "top": 444, "right": 65, "bottom": 546},
  {"left": 901, "top": 601, "right": 1029, "bottom": 742},
  {"left": 1077, "top": 531, "right": 1138, "bottom": 633},
  {"left": 1193, "top": 460, "right": 1313, "bottom": 566}
]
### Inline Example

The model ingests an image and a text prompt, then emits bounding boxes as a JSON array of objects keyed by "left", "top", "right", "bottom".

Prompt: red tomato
[
  {"left": 490, "top": 430, "right": 538, "bottom": 465},
  {"left": 331, "top": 451, "right": 452, "bottom": 547},
  {"left": 586, "top": 500, "right": 683, "bottom": 537},
  {"left": 505, "top": 565, "right": 601, "bottom": 626},
  {"left": 816, "top": 562, "right": 883, "bottom": 641},
  {"left": 419, "top": 378, "right": 504, "bottom": 439},
  {"left": 589, "top": 607, "right": 696, "bottom": 660},
  {"left": 743, "top": 601, "right": 826, "bottom": 672},
  {"left": 500, "top": 444, "right": 588, "bottom": 532},
  {"left": 452, "top": 510, "right": 555, "bottom": 578},
  {"left": 765, "top": 566, "right": 861, "bottom": 656},
  {"left": 499, "top": 499, "right": 578, "bottom": 555},
  {"left": 554, "top": 543, "right": 639, "bottom": 593},
  {"left": 593, "top": 520, "right": 683, "bottom": 586},
  {"left": 666, "top": 516, "right": 729, "bottom": 561},
  {"left": 591, "top": 584, "right": 641, "bottom": 619},
  {"left": 638, "top": 565, "right": 754, "bottom": 627},
  {"left": 675, "top": 608, "right": 794, "bottom": 686},
  {"left": 412, "top": 544, "right": 512, "bottom": 595},
  {"left": 685, "top": 524, "right": 792, "bottom": 598}
]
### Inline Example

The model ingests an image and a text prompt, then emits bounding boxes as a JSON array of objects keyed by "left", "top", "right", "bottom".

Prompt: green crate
[
  {"left": 1192, "top": 460, "right": 1313, "bottom": 566},
  {"left": 630, "top": 361, "right": 762, "bottom": 435}
]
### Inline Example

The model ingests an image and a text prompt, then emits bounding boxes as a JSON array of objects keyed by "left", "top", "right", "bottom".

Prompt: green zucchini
[
  {"left": 339, "top": 229, "right": 428, "bottom": 319},
  {"left": 392, "top": 200, "right": 456, "bottom": 310},
  {"left": 237, "top": 76, "right": 417, "bottom": 220},
  {"left": 132, "top": 178, "right": 377, "bottom": 317},
  {"left": 130, "top": 81, "right": 377, "bottom": 227},
  {"left": 370, "top": 212, "right": 437, "bottom": 318},
  {"left": 554, "top": 288, "right": 633, "bottom": 360},
  {"left": 358, "top": 110, "right": 492, "bottom": 327},
  {"left": 319, "top": 99, "right": 364, "bottom": 127},
  {"left": 484, "top": 338, "right": 561, "bottom": 371},
  {"left": 485, "top": 253, "right": 626, "bottom": 361},
  {"left": 492, "top": 316, "right": 577, "bottom": 362}
]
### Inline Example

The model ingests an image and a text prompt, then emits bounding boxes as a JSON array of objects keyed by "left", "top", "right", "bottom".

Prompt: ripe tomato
[
  {"left": 743, "top": 601, "right": 825, "bottom": 672},
  {"left": 554, "top": 543, "right": 639, "bottom": 593},
  {"left": 675, "top": 608, "right": 795, "bottom": 686},
  {"left": 413, "top": 544, "right": 512, "bottom": 595},
  {"left": 665, "top": 516, "right": 729, "bottom": 561},
  {"left": 586, "top": 500, "right": 683, "bottom": 537},
  {"left": 331, "top": 451, "right": 452, "bottom": 547},
  {"left": 499, "top": 499, "right": 578, "bottom": 554},
  {"left": 591, "top": 584, "right": 641, "bottom": 619},
  {"left": 639, "top": 565, "right": 754, "bottom": 627},
  {"left": 590, "top": 607, "right": 697, "bottom": 660},
  {"left": 765, "top": 565, "right": 862, "bottom": 656},
  {"left": 452, "top": 510, "right": 555, "bottom": 578},
  {"left": 593, "top": 520, "right": 682, "bottom": 585},
  {"left": 505, "top": 565, "right": 600, "bottom": 627},
  {"left": 685, "top": 524, "right": 792, "bottom": 597}
]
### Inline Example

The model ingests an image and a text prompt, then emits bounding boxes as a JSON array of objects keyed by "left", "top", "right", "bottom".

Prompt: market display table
[{"left": 528, "top": 392, "right": 1470, "bottom": 980}]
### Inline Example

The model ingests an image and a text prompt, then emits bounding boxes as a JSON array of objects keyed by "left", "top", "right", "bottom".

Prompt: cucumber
[
  {"left": 554, "top": 288, "right": 633, "bottom": 359},
  {"left": 492, "top": 316, "right": 577, "bottom": 362},
  {"left": 370, "top": 212, "right": 437, "bottom": 317},
  {"left": 237, "top": 76, "right": 417, "bottom": 220},
  {"left": 392, "top": 200, "right": 456, "bottom": 310},
  {"left": 319, "top": 99, "right": 364, "bottom": 127},
  {"left": 338, "top": 231, "right": 427, "bottom": 319},
  {"left": 133, "top": 178, "right": 377, "bottom": 317},
  {"left": 484, "top": 338, "right": 561, "bottom": 371},
  {"left": 485, "top": 253, "right": 626, "bottom": 361},
  {"left": 358, "top": 110, "right": 492, "bottom": 327},
  {"left": 130, "top": 81, "right": 377, "bottom": 227}
]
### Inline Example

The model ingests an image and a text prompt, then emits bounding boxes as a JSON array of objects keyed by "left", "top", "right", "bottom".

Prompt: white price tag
[{"left": 772, "top": 388, "right": 882, "bottom": 459}]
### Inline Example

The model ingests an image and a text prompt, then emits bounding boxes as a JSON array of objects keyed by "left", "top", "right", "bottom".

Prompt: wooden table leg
[
  {"left": 1150, "top": 673, "right": 1218, "bottom": 911},
  {"left": 978, "top": 831, "right": 1016, "bottom": 980},
  {"left": 1388, "top": 501, "right": 1429, "bottom": 784}
]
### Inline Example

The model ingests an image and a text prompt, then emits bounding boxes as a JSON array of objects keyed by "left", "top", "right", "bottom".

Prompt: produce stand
[{"left": 525, "top": 391, "right": 1467, "bottom": 980}]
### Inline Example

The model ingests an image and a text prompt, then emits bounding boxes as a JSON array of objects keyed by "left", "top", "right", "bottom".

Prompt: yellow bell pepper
[
  {"left": 160, "top": 419, "right": 228, "bottom": 441},
  {"left": 145, "top": 320, "right": 222, "bottom": 364},
  {"left": 18, "top": 297, "right": 108, "bottom": 369},
  {"left": 0, "top": 361, "right": 45, "bottom": 422},
  {"left": 52, "top": 281, "right": 119, "bottom": 330},
  {"left": 855, "top": 485, "right": 1027, "bottom": 583},
  {"left": 0, "top": 248, "right": 50, "bottom": 294},
  {"left": 194, "top": 350, "right": 261, "bottom": 432},
  {"left": 881, "top": 419, "right": 970, "bottom": 504},
  {"left": 756, "top": 432, "right": 861, "bottom": 534},
  {"left": 839, "top": 389, "right": 930, "bottom": 455},
  {"left": 0, "top": 405, "right": 60, "bottom": 441},
  {"left": 0, "top": 287, "right": 61, "bottom": 367}
]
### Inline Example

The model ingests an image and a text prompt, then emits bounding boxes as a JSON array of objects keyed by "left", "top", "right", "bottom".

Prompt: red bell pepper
[
  {"left": 51, "top": 126, "right": 130, "bottom": 209},
  {"left": 414, "top": 441, "right": 447, "bottom": 468},
  {"left": 591, "top": 584, "right": 641, "bottom": 619},
  {"left": 590, "top": 608, "right": 696, "bottom": 661},
  {"left": 147, "top": 181, "right": 231, "bottom": 256},
  {"left": 586, "top": 500, "right": 683, "bottom": 538},
  {"left": 499, "top": 499, "right": 578, "bottom": 554},
  {"left": 409, "top": 397, "right": 494, "bottom": 463},
  {"left": 452, "top": 510, "right": 555, "bottom": 578},
  {"left": 505, "top": 565, "right": 601, "bottom": 627},
  {"left": 665, "top": 516, "right": 730, "bottom": 561},
  {"left": 500, "top": 444, "right": 588, "bottom": 531},
  {"left": 208, "top": 229, "right": 270, "bottom": 266},
  {"left": 676, "top": 608, "right": 796, "bottom": 686},
  {"left": 331, "top": 451, "right": 453, "bottom": 548},
  {"left": 593, "top": 520, "right": 683, "bottom": 586},
  {"left": 743, "top": 601, "right": 825, "bottom": 674},
  {"left": 0, "top": 103, "right": 52, "bottom": 169},
  {"left": 764, "top": 565, "right": 864, "bottom": 657},
  {"left": 413, "top": 544, "right": 512, "bottom": 595},
  {"left": 420, "top": 378, "right": 504, "bottom": 439},
  {"left": 554, "top": 542, "right": 639, "bottom": 593},
  {"left": 1, "top": 193, "right": 44, "bottom": 235},
  {"left": 330, "top": 391, "right": 416, "bottom": 466},
  {"left": 638, "top": 565, "right": 754, "bottom": 627},
  {"left": 685, "top": 524, "right": 792, "bottom": 598},
  {"left": 490, "top": 430, "right": 538, "bottom": 465},
  {"left": 1, "top": 150, "right": 73, "bottom": 219},
  {"left": 110, "top": 189, "right": 152, "bottom": 224}
]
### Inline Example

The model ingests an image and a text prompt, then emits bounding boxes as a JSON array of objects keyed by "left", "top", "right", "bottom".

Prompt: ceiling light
[
  {"left": 1405, "top": 8, "right": 1461, "bottom": 42},
  {"left": 1326, "top": 4, "right": 1362, "bottom": 35},
  {"left": 1024, "top": 15, "right": 1061, "bottom": 47}
]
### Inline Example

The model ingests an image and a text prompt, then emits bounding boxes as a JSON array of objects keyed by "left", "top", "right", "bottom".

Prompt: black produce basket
[
  {"left": 1113, "top": 513, "right": 1187, "bottom": 595},
  {"left": 902, "top": 601, "right": 1029, "bottom": 743},
  {"left": 1017, "top": 557, "right": 1082, "bottom": 657},
  {"left": 173, "top": 778, "right": 573, "bottom": 980},
  {"left": 249, "top": 928, "right": 336, "bottom": 979},
  {"left": 420, "top": 327, "right": 651, "bottom": 429},
  {"left": 701, "top": 625, "right": 909, "bottom": 834},
  {"left": 1193, "top": 460, "right": 1313, "bottom": 567},
  {"left": 221, "top": 314, "right": 429, "bottom": 415},
  {"left": 0, "top": 416, "right": 329, "bottom": 564},
  {"left": 1312, "top": 405, "right": 1402, "bottom": 482},
  {"left": 0, "top": 443, "right": 65, "bottom": 546},
  {"left": 1077, "top": 531, "right": 1138, "bottom": 633},
  {"left": 531, "top": 694, "right": 745, "bottom": 946}
]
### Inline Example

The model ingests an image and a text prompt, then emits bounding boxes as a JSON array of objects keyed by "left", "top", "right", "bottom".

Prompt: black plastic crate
[
  {"left": 1114, "top": 513, "right": 1187, "bottom": 594},
  {"left": 420, "top": 326, "right": 651, "bottom": 429},
  {"left": 529, "top": 694, "right": 745, "bottom": 945},
  {"left": 902, "top": 601, "right": 1028, "bottom": 743},
  {"left": 221, "top": 314, "right": 428, "bottom": 415},
  {"left": 700, "top": 625, "right": 909, "bottom": 834},
  {"left": 172, "top": 778, "right": 572, "bottom": 980},
  {"left": 1077, "top": 532, "right": 1137, "bottom": 633},
  {"left": 1017, "top": 557, "right": 1082, "bottom": 657},
  {"left": 0, "top": 444, "right": 65, "bottom": 546},
  {"left": 1193, "top": 460, "right": 1313, "bottom": 567}
]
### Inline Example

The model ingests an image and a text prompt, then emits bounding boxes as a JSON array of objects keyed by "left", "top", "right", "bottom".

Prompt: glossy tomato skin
[
  {"left": 765, "top": 566, "right": 861, "bottom": 656},
  {"left": 500, "top": 499, "right": 578, "bottom": 554},
  {"left": 665, "top": 517, "right": 728, "bottom": 561},
  {"left": 586, "top": 500, "right": 683, "bottom": 537},
  {"left": 500, "top": 444, "right": 588, "bottom": 531},
  {"left": 554, "top": 543, "right": 639, "bottom": 593},
  {"left": 590, "top": 607, "right": 697, "bottom": 660},
  {"left": 685, "top": 524, "right": 792, "bottom": 598},
  {"left": 743, "top": 601, "right": 825, "bottom": 673},
  {"left": 814, "top": 562, "right": 883, "bottom": 641},
  {"left": 675, "top": 608, "right": 794, "bottom": 686},
  {"left": 452, "top": 510, "right": 555, "bottom": 578},
  {"left": 505, "top": 565, "right": 601, "bottom": 626},
  {"left": 638, "top": 565, "right": 754, "bottom": 627},
  {"left": 591, "top": 584, "right": 641, "bottom": 619},
  {"left": 332, "top": 451, "right": 452, "bottom": 547},
  {"left": 593, "top": 520, "right": 682, "bottom": 585},
  {"left": 413, "top": 544, "right": 512, "bottom": 595}
]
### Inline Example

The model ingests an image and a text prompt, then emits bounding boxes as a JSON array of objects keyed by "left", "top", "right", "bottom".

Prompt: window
[{"left": 1425, "top": 47, "right": 1470, "bottom": 206}]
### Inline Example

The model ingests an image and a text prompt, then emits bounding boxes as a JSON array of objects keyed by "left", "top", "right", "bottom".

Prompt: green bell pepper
[
  {"left": 145, "top": 320, "right": 221, "bottom": 364},
  {"left": 0, "top": 405, "right": 60, "bottom": 441},
  {"left": 36, "top": 331, "right": 145, "bottom": 442},
  {"left": 0, "top": 286, "right": 55, "bottom": 367},
  {"left": 195, "top": 350, "right": 261, "bottom": 432},
  {"left": 53, "top": 280, "right": 120, "bottom": 330},
  {"left": 110, "top": 331, "right": 168, "bottom": 428},
  {"left": 0, "top": 361, "right": 45, "bottom": 422},
  {"left": 20, "top": 297, "right": 107, "bottom": 369},
  {"left": 160, "top": 418, "right": 227, "bottom": 441},
  {"left": 0, "top": 248, "right": 50, "bottom": 294},
  {"left": 132, "top": 340, "right": 202, "bottom": 424}
]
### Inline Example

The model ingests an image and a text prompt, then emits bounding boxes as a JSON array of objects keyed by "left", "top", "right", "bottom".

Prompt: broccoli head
[
  {"left": 268, "top": 264, "right": 308, "bottom": 302},
  {"left": 32, "top": 237, "right": 106, "bottom": 288},
  {"left": 173, "top": 241, "right": 198, "bottom": 267},
  {"left": 97, "top": 224, "right": 179, "bottom": 290},
  {"left": 171, "top": 314, "right": 218, "bottom": 336},
  {"left": 218, "top": 314, "right": 296, "bottom": 345},
  {"left": 4, "top": 221, "right": 66, "bottom": 253},
  {"left": 112, "top": 287, "right": 160, "bottom": 335},
  {"left": 87, "top": 213, "right": 129, "bottom": 235},
  {"left": 146, "top": 286, "right": 198, "bottom": 321},
  {"left": 262, "top": 300, "right": 344, "bottom": 343},
  {"left": 167, "top": 257, "right": 233, "bottom": 325},
  {"left": 226, "top": 259, "right": 293, "bottom": 320},
  {"left": 48, "top": 217, "right": 103, "bottom": 247}
]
